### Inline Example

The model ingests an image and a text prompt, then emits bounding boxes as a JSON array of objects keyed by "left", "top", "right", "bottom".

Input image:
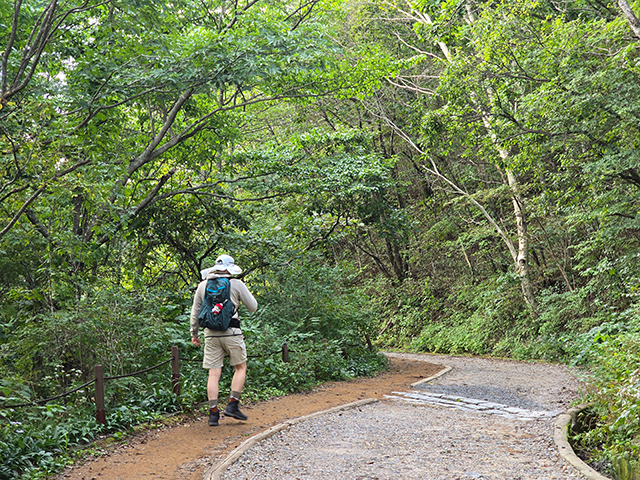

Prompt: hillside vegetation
[{"left": 1, "top": 0, "right": 639, "bottom": 478}]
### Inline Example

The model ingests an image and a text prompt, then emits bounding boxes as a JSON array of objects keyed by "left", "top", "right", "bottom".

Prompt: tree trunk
[
  {"left": 617, "top": 0, "right": 640, "bottom": 38},
  {"left": 389, "top": 2, "right": 540, "bottom": 316},
  {"left": 488, "top": 132, "right": 538, "bottom": 316},
  {"left": 507, "top": 169, "right": 538, "bottom": 314}
]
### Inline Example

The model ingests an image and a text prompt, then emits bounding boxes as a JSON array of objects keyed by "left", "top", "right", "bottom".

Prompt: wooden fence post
[
  {"left": 171, "top": 345, "right": 180, "bottom": 395},
  {"left": 282, "top": 343, "right": 289, "bottom": 363},
  {"left": 365, "top": 333, "right": 374, "bottom": 352},
  {"left": 94, "top": 365, "right": 106, "bottom": 425}
]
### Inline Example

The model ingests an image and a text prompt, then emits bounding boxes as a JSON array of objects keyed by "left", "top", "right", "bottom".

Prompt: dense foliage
[{"left": 1, "top": 0, "right": 640, "bottom": 478}]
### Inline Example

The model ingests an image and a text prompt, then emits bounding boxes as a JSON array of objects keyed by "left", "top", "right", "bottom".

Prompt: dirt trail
[{"left": 55, "top": 356, "right": 443, "bottom": 480}]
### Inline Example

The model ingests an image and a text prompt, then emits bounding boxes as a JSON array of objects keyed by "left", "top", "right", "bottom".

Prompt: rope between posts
[
  {"left": 103, "top": 358, "right": 173, "bottom": 381},
  {"left": 2, "top": 340, "right": 370, "bottom": 410},
  {"left": 0, "top": 379, "right": 97, "bottom": 409},
  {"left": 1, "top": 356, "right": 176, "bottom": 410}
]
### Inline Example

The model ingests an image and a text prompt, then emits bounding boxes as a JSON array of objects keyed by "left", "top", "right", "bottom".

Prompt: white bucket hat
[
  {"left": 200, "top": 254, "right": 243, "bottom": 279},
  {"left": 213, "top": 254, "right": 242, "bottom": 274}
]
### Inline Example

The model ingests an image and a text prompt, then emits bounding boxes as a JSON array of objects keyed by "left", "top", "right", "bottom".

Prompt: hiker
[{"left": 190, "top": 254, "right": 258, "bottom": 426}]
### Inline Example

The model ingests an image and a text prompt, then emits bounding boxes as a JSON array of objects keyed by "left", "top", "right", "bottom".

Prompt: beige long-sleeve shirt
[{"left": 190, "top": 273, "right": 257, "bottom": 338}]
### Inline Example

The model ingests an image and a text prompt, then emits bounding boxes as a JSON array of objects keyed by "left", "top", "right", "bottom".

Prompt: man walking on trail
[{"left": 190, "top": 254, "right": 258, "bottom": 426}]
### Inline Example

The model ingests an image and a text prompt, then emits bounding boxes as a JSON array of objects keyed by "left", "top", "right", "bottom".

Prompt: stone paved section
[{"left": 387, "top": 390, "right": 563, "bottom": 420}]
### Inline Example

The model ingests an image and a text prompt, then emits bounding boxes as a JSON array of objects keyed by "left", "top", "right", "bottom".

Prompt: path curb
[
  {"left": 411, "top": 365, "right": 453, "bottom": 387},
  {"left": 390, "top": 352, "right": 607, "bottom": 479},
  {"left": 382, "top": 351, "right": 453, "bottom": 387},
  {"left": 554, "top": 404, "right": 612, "bottom": 480},
  {"left": 203, "top": 397, "right": 378, "bottom": 480}
]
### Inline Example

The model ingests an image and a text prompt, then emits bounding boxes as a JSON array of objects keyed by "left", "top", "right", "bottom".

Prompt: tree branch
[
  {"left": 0, "top": 158, "right": 91, "bottom": 240},
  {"left": 95, "top": 167, "right": 177, "bottom": 245}
]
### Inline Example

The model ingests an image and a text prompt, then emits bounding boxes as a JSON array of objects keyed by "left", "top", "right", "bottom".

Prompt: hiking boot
[
  {"left": 208, "top": 408, "right": 220, "bottom": 426},
  {"left": 224, "top": 400, "right": 247, "bottom": 421}
]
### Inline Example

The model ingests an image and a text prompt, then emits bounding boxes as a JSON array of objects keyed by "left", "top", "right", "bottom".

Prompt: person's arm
[
  {"left": 233, "top": 280, "right": 258, "bottom": 312},
  {"left": 190, "top": 281, "right": 206, "bottom": 346}
]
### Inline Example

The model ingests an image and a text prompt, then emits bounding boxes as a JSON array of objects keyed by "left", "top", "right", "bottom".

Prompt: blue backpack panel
[{"left": 197, "top": 277, "right": 235, "bottom": 331}]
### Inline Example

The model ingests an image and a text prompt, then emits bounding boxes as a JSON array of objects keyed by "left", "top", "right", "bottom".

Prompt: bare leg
[
  {"left": 208, "top": 367, "right": 222, "bottom": 401},
  {"left": 230, "top": 361, "right": 247, "bottom": 396}
]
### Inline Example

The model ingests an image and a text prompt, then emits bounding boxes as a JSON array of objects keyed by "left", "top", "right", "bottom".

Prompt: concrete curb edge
[
  {"left": 554, "top": 404, "right": 612, "bottom": 480},
  {"left": 203, "top": 397, "right": 379, "bottom": 480},
  {"left": 411, "top": 365, "right": 453, "bottom": 387},
  {"left": 382, "top": 351, "right": 453, "bottom": 387}
]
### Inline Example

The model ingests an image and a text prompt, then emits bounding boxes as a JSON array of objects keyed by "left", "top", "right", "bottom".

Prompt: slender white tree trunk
[
  {"left": 389, "top": 1, "right": 539, "bottom": 316},
  {"left": 617, "top": 0, "right": 640, "bottom": 38},
  {"left": 481, "top": 132, "right": 538, "bottom": 315},
  {"left": 507, "top": 169, "right": 538, "bottom": 313}
]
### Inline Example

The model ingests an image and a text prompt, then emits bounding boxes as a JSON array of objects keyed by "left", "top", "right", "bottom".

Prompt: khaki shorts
[{"left": 202, "top": 327, "right": 247, "bottom": 369}]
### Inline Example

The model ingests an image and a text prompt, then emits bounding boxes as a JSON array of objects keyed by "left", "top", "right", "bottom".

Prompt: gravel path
[{"left": 220, "top": 352, "right": 588, "bottom": 480}]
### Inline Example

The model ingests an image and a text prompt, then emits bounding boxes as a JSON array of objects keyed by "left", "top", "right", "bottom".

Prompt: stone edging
[
  {"left": 203, "top": 397, "right": 378, "bottom": 480},
  {"left": 554, "top": 405, "right": 612, "bottom": 480},
  {"left": 382, "top": 351, "right": 453, "bottom": 387},
  {"left": 411, "top": 365, "right": 453, "bottom": 387},
  {"left": 389, "top": 352, "right": 609, "bottom": 479}
]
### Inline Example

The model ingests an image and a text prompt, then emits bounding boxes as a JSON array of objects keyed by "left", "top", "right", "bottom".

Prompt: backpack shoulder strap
[
  {"left": 220, "top": 277, "right": 230, "bottom": 298},
  {"left": 221, "top": 278, "right": 238, "bottom": 316},
  {"left": 203, "top": 278, "right": 216, "bottom": 299}
]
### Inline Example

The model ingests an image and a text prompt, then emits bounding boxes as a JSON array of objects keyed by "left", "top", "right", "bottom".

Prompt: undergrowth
[{"left": 0, "top": 262, "right": 387, "bottom": 480}]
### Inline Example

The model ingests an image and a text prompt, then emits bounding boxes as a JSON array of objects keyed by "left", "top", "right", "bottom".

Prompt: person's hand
[{"left": 191, "top": 336, "right": 201, "bottom": 347}]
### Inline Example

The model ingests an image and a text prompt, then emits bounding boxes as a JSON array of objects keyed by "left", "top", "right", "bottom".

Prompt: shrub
[
  {"left": 572, "top": 325, "right": 640, "bottom": 479},
  {"left": 0, "top": 259, "right": 388, "bottom": 479}
]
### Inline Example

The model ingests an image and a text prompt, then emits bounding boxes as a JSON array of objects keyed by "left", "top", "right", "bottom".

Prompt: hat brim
[
  {"left": 212, "top": 264, "right": 242, "bottom": 275},
  {"left": 200, "top": 267, "right": 215, "bottom": 280}
]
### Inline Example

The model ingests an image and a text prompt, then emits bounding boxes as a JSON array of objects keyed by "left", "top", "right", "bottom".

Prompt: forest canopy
[{"left": 1, "top": 0, "right": 640, "bottom": 478}]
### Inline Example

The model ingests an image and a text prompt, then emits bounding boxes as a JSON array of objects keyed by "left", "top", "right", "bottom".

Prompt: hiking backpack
[{"left": 197, "top": 277, "right": 236, "bottom": 331}]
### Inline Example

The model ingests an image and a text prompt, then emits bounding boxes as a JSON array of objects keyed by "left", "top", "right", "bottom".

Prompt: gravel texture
[
  {"left": 403, "top": 352, "right": 579, "bottom": 412},
  {"left": 221, "top": 352, "right": 588, "bottom": 480}
]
